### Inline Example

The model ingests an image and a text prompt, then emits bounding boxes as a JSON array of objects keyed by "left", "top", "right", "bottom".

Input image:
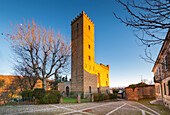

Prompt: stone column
[
  {"left": 90, "top": 94, "right": 94, "bottom": 102},
  {"left": 77, "top": 94, "right": 81, "bottom": 103}
]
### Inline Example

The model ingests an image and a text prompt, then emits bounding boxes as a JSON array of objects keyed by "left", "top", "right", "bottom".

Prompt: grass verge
[
  {"left": 137, "top": 99, "right": 170, "bottom": 115},
  {"left": 63, "top": 97, "right": 90, "bottom": 103}
]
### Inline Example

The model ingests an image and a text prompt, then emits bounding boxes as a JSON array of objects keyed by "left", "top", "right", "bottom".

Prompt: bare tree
[
  {"left": 14, "top": 63, "right": 38, "bottom": 90},
  {"left": 113, "top": 0, "right": 170, "bottom": 62},
  {"left": 4, "top": 20, "right": 71, "bottom": 89}
]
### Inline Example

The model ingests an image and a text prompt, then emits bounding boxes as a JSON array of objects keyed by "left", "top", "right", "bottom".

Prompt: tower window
[
  {"left": 107, "top": 74, "right": 108, "bottom": 78},
  {"left": 77, "top": 23, "right": 79, "bottom": 33},
  {"left": 106, "top": 81, "right": 108, "bottom": 86},
  {"left": 88, "top": 25, "right": 90, "bottom": 30},
  {"left": 89, "top": 44, "right": 90, "bottom": 49},
  {"left": 89, "top": 56, "right": 91, "bottom": 60}
]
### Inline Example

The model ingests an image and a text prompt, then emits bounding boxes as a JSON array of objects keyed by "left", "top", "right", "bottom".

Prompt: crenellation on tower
[{"left": 71, "top": 11, "right": 94, "bottom": 26}]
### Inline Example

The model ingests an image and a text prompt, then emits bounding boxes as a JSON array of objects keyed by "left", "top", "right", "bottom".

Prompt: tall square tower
[{"left": 71, "top": 11, "right": 109, "bottom": 97}]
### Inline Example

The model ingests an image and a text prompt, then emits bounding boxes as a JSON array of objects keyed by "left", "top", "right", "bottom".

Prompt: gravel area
[{"left": 0, "top": 100, "right": 167, "bottom": 115}]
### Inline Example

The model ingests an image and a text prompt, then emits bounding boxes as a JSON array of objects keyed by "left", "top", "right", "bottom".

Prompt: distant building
[
  {"left": 125, "top": 82, "right": 155, "bottom": 101},
  {"left": 152, "top": 30, "right": 170, "bottom": 108},
  {"left": 58, "top": 11, "right": 110, "bottom": 98}
]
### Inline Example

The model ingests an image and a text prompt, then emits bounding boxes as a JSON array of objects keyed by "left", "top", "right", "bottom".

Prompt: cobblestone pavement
[{"left": 0, "top": 101, "right": 162, "bottom": 115}]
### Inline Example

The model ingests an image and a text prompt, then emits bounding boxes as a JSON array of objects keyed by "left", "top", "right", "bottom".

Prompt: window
[
  {"left": 107, "top": 74, "right": 108, "bottom": 78},
  {"left": 88, "top": 44, "right": 90, "bottom": 49},
  {"left": 165, "top": 55, "right": 168, "bottom": 69},
  {"left": 159, "top": 66, "right": 161, "bottom": 77},
  {"left": 157, "top": 85, "right": 160, "bottom": 93},
  {"left": 77, "top": 23, "right": 79, "bottom": 33},
  {"left": 106, "top": 81, "right": 108, "bottom": 86},
  {"left": 168, "top": 80, "right": 170, "bottom": 95},
  {"left": 89, "top": 56, "right": 91, "bottom": 60},
  {"left": 88, "top": 25, "right": 90, "bottom": 30},
  {"left": 162, "top": 62, "right": 164, "bottom": 74},
  {"left": 164, "top": 83, "right": 166, "bottom": 95},
  {"left": 89, "top": 86, "right": 91, "bottom": 93}
]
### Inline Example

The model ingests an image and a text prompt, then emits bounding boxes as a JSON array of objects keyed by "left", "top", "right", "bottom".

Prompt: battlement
[
  {"left": 71, "top": 11, "right": 94, "bottom": 26},
  {"left": 100, "top": 63, "right": 110, "bottom": 70}
]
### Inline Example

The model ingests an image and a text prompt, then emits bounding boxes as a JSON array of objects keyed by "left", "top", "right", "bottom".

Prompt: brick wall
[{"left": 125, "top": 85, "right": 155, "bottom": 101}]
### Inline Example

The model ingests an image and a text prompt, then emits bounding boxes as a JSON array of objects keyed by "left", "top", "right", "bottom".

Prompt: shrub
[
  {"left": 94, "top": 93, "right": 104, "bottom": 102},
  {"left": 112, "top": 89, "right": 119, "bottom": 93},
  {"left": 37, "top": 90, "right": 61, "bottom": 104},
  {"left": 94, "top": 93, "right": 117, "bottom": 102},
  {"left": 109, "top": 94, "right": 117, "bottom": 99},
  {"left": 21, "top": 90, "right": 34, "bottom": 101},
  {"left": 70, "top": 92, "right": 84, "bottom": 98},
  {"left": 34, "top": 88, "right": 45, "bottom": 100}
]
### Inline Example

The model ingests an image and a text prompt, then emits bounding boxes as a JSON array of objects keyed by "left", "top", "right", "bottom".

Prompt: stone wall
[
  {"left": 100, "top": 86, "right": 110, "bottom": 93},
  {"left": 71, "top": 13, "right": 84, "bottom": 92},
  {"left": 58, "top": 82, "right": 71, "bottom": 92},
  {"left": 125, "top": 85, "right": 155, "bottom": 101},
  {"left": 83, "top": 70, "right": 97, "bottom": 97}
]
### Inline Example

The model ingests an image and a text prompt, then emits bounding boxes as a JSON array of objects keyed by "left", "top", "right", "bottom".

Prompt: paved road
[{"left": 0, "top": 101, "right": 161, "bottom": 115}]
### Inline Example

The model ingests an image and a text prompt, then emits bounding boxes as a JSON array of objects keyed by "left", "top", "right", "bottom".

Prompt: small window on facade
[
  {"left": 89, "top": 44, "right": 90, "bottom": 49},
  {"left": 162, "top": 62, "right": 164, "bottom": 74},
  {"left": 168, "top": 80, "right": 170, "bottom": 95},
  {"left": 159, "top": 66, "right": 161, "bottom": 77},
  {"left": 89, "top": 56, "right": 91, "bottom": 60},
  {"left": 164, "top": 83, "right": 166, "bottom": 95},
  {"left": 165, "top": 56, "right": 168, "bottom": 69},
  {"left": 89, "top": 86, "right": 91, "bottom": 93},
  {"left": 107, "top": 74, "right": 108, "bottom": 78},
  {"left": 77, "top": 23, "right": 79, "bottom": 33},
  {"left": 88, "top": 25, "right": 90, "bottom": 30},
  {"left": 106, "top": 81, "right": 108, "bottom": 86}
]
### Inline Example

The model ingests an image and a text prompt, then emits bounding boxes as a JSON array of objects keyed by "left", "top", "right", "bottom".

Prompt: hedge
[
  {"left": 70, "top": 91, "right": 84, "bottom": 98},
  {"left": 34, "top": 88, "right": 45, "bottom": 100},
  {"left": 21, "top": 90, "right": 34, "bottom": 101},
  {"left": 94, "top": 93, "right": 117, "bottom": 102},
  {"left": 37, "top": 90, "right": 61, "bottom": 104}
]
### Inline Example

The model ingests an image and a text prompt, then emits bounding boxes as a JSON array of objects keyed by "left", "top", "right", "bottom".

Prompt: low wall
[{"left": 125, "top": 85, "right": 155, "bottom": 101}]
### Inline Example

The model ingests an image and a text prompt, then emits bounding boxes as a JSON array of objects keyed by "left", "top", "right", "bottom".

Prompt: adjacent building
[{"left": 152, "top": 29, "right": 170, "bottom": 108}]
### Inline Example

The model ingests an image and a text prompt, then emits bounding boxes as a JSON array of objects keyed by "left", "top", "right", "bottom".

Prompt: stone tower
[
  {"left": 71, "top": 11, "right": 98, "bottom": 97},
  {"left": 71, "top": 11, "right": 110, "bottom": 97}
]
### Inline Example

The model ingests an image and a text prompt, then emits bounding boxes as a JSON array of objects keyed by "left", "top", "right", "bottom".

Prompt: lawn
[
  {"left": 137, "top": 99, "right": 170, "bottom": 115},
  {"left": 63, "top": 97, "right": 90, "bottom": 103}
]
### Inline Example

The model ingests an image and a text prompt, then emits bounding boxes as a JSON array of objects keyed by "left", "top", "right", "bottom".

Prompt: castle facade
[{"left": 58, "top": 11, "right": 110, "bottom": 97}]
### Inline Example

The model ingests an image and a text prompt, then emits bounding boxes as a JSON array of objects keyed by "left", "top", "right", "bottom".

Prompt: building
[
  {"left": 58, "top": 11, "right": 110, "bottom": 98},
  {"left": 152, "top": 29, "right": 170, "bottom": 108},
  {"left": 125, "top": 82, "right": 155, "bottom": 101}
]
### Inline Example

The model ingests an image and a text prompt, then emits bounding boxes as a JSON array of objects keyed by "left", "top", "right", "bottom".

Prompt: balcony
[{"left": 154, "top": 76, "right": 162, "bottom": 83}]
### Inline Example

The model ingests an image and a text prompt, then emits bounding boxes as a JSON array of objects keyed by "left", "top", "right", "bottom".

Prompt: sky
[{"left": 0, "top": 0, "right": 165, "bottom": 87}]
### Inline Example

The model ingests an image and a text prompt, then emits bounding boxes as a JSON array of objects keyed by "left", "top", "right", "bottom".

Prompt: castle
[{"left": 58, "top": 11, "right": 110, "bottom": 97}]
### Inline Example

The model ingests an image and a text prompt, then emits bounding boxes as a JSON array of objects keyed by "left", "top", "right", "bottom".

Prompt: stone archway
[{"left": 66, "top": 86, "right": 69, "bottom": 97}]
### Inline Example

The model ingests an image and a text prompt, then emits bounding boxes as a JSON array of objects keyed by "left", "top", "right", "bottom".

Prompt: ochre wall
[{"left": 82, "top": 12, "right": 109, "bottom": 88}]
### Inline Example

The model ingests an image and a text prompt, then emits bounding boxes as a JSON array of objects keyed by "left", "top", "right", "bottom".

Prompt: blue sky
[{"left": 0, "top": 0, "right": 164, "bottom": 87}]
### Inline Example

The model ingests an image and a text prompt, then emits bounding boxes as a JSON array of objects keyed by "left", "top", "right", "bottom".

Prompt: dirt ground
[{"left": 0, "top": 100, "right": 170, "bottom": 115}]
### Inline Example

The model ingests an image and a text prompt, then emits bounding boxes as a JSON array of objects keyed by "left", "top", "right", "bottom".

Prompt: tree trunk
[{"left": 42, "top": 79, "right": 46, "bottom": 90}]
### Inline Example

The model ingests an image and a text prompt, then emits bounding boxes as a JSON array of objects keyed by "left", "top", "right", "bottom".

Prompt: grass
[
  {"left": 137, "top": 99, "right": 170, "bottom": 115},
  {"left": 63, "top": 97, "right": 90, "bottom": 103}
]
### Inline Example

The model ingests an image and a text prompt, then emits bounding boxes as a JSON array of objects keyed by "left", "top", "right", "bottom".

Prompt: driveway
[{"left": 0, "top": 101, "right": 163, "bottom": 115}]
